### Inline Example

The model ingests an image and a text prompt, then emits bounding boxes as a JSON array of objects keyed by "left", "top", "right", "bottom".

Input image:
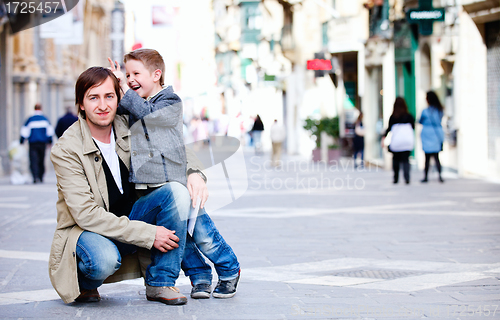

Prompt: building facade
[
  {"left": 268, "top": 0, "right": 499, "bottom": 179},
  {"left": 0, "top": 0, "right": 117, "bottom": 176}
]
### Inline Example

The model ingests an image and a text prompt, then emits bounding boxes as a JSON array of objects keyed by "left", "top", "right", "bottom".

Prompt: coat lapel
[
  {"left": 114, "top": 115, "right": 131, "bottom": 171},
  {"left": 78, "top": 116, "right": 109, "bottom": 211}
]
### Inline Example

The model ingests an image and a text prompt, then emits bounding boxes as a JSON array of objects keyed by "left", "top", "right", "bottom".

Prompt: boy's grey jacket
[{"left": 119, "top": 86, "right": 190, "bottom": 185}]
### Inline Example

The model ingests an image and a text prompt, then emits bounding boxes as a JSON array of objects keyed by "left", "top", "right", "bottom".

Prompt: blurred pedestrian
[
  {"left": 227, "top": 112, "right": 244, "bottom": 141},
  {"left": 420, "top": 91, "right": 445, "bottom": 183},
  {"left": 251, "top": 114, "right": 264, "bottom": 154},
  {"left": 382, "top": 97, "right": 415, "bottom": 184},
  {"left": 55, "top": 106, "right": 78, "bottom": 138},
  {"left": 353, "top": 112, "right": 365, "bottom": 168},
  {"left": 20, "top": 103, "right": 54, "bottom": 183},
  {"left": 216, "top": 106, "right": 230, "bottom": 136},
  {"left": 270, "top": 119, "right": 286, "bottom": 166}
]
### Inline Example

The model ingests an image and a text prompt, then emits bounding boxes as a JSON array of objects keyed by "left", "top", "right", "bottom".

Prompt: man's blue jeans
[
  {"left": 76, "top": 182, "right": 189, "bottom": 290},
  {"left": 182, "top": 209, "right": 240, "bottom": 286}
]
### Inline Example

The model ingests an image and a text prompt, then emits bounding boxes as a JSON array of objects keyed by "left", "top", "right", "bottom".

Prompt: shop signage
[
  {"left": 406, "top": 0, "right": 445, "bottom": 36},
  {"left": 407, "top": 9, "right": 445, "bottom": 22},
  {"left": 307, "top": 59, "right": 332, "bottom": 71}
]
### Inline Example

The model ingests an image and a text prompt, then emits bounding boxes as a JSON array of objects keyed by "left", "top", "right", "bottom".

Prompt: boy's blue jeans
[
  {"left": 181, "top": 209, "right": 240, "bottom": 285},
  {"left": 76, "top": 182, "right": 189, "bottom": 290},
  {"left": 76, "top": 181, "right": 239, "bottom": 290}
]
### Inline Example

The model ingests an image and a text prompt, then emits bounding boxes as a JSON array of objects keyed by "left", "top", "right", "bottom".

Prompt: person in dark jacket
[
  {"left": 55, "top": 106, "right": 78, "bottom": 138},
  {"left": 381, "top": 97, "right": 415, "bottom": 184},
  {"left": 251, "top": 114, "right": 264, "bottom": 153},
  {"left": 353, "top": 112, "right": 365, "bottom": 168},
  {"left": 20, "top": 103, "right": 54, "bottom": 183},
  {"left": 419, "top": 91, "right": 445, "bottom": 183}
]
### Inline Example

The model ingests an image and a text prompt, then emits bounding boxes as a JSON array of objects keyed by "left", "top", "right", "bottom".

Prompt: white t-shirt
[{"left": 93, "top": 128, "right": 123, "bottom": 194}]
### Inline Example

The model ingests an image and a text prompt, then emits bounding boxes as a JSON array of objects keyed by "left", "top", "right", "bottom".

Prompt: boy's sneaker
[
  {"left": 212, "top": 271, "right": 240, "bottom": 299},
  {"left": 190, "top": 283, "right": 211, "bottom": 299}
]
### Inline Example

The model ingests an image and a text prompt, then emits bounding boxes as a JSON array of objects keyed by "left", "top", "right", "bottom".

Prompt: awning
[{"left": 462, "top": 0, "right": 500, "bottom": 24}]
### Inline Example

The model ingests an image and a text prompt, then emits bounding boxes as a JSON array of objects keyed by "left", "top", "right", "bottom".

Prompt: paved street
[{"left": 0, "top": 152, "right": 499, "bottom": 320}]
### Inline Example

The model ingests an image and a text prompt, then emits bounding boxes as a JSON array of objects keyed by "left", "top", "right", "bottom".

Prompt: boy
[{"left": 109, "top": 49, "right": 240, "bottom": 299}]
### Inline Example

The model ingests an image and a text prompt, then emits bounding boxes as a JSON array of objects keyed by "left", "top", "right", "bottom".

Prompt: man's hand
[
  {"left": 153, "top": 226, "right": 179, "bottom": 253},
  {"left": 107, "top": 57, "right": 129, "bottom": 94},
  {"left": 187, "top": 173, "right": 209, "bottom": 209}
]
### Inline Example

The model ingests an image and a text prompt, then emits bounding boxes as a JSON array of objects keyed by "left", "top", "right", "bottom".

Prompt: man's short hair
[
  {"left": 75, "top": 67, "right": 121, "bottom": 119},
  {"left": 124, "top": 48, "right": 165, "bottom": 86},
  {"left": 34, "top": 103, "right": 42, "bottom": 110}
]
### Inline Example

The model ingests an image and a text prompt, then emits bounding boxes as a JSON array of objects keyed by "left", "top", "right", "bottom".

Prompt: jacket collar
[
  {"left": 146, "top": 85, "right": 175, "bottom": 103},
  {"left": 79, "top": 114, "right": 130, "bottom": 155},
  {"left": 114, "top": 115, "right": 131, "bottom": 152}
]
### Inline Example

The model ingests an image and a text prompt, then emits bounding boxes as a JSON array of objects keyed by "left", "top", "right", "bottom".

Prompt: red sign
[
  {"left": 307, "top": 59, "right": 332, "bottom": 71},
  {"left": 132, "top": 43, "right": 143, "bottom": 51}
]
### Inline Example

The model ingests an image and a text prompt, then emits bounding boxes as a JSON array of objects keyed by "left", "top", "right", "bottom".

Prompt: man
[
  {"left": 49, "top": 67, "right": 208, "bottom": 305},
  {"left": 20, "top": 103, "right": 54, "bottom": 183},
  {"left": 270, "top": 119, "right": 286, "bottom": 166},
  {"left": 55, "top": 106, "right": 78, "bottom": 138}
]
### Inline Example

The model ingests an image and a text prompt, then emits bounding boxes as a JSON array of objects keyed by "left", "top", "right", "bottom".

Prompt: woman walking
[
  {"left": 419, "top": 91, "right": 445, "bottom": 183},
  {"left": 353, "top": 112, "right": 365, "bottom": 168},
  {"left": 382, "top": 97, "right": 415, "bottom": 184},
  {"left": 251, "top": 114, "right": 264, "bottom": 154}
]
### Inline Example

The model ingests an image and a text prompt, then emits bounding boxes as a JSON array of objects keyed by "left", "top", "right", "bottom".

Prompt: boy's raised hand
[{"left": 107, "top": 57, "right": 129, "bottom": 93}]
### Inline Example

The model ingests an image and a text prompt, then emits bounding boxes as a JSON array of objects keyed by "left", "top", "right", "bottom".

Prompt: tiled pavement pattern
[{"left": 0, "top": 153, "right": 499, "bottom": 319}]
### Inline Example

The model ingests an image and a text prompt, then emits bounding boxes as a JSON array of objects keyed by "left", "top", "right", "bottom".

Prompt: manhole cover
[{"left": 331, "top": 269, "right": 424, "bottom": 280}]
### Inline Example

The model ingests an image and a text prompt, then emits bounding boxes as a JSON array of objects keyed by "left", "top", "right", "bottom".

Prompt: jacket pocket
[{"left": 49, "top": 231, "right": 69, "bottom": 271}]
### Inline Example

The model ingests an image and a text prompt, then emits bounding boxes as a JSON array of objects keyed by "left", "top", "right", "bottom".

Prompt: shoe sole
[
  {"left": 212, "top": 292, "right": 236, "bottom": 299},
  {"left": 75, "top": 297, "right": 100, "bottom": 303},
  {"left": 147, "top": 296, "right": 187, "bottom": 305},
  {"left": 191, "top": 292, "right": 210, "bottom": 299}
]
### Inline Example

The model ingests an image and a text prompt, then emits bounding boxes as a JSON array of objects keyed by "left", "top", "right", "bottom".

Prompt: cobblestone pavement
[{"left": 0, "top": 152, "right": 499, "bottom": 319}]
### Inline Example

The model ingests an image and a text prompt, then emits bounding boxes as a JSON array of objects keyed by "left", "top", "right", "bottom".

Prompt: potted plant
[
  {"left": 322, "top": 116, "right": 341, "bottom": 162},
  {"left": 303, "top": 116, "right": 340, "bottom": 162},
  {"left": 303, "top": 117, "right": 322, "bottom": 161}
]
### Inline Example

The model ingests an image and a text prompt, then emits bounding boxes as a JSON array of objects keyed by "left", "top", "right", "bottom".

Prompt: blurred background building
[
  {"left": 207, "top": 0, "right": 499, "bottom": 179},
  {"left": 0, "top": 0, "right": 117, "bottom": 175},
  {"left": 0, "top": 0, "right": 498, "bottom": 180}
]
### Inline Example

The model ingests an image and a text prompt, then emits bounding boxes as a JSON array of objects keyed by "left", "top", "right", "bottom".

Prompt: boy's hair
[
  {"left": 75, "top": 67, "right": 121, "bottom": 119},
  {"left": 124, "top": 49, "right": 165, "bottom": 86}
]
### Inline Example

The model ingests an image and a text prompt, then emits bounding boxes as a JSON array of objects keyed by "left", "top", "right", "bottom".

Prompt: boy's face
[{"left": 125, "top": 59, "right": 162, "bottom": 98}]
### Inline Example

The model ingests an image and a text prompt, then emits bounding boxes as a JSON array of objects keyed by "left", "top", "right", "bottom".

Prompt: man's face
[
  {"left": 80, "top": 77, "right": 118, "bottom": 131},
  {"left": 125, "top": 59, "right": 160, "bottom": 98}
]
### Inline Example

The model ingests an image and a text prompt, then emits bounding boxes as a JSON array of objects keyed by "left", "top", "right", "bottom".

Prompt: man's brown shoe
[
  {"left": 75, "top": 289, "right": 100, "bottom": 303},
  {"left": 146, "top": 285, "right": 187, "bottom": 305}
]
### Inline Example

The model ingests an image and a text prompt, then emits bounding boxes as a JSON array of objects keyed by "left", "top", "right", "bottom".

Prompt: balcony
[
  {"left": 462, "top": 0, "right": 500, "bottom": 24},
  {"left": 368, "top": 0, "right": 391, "bottom": 39}
]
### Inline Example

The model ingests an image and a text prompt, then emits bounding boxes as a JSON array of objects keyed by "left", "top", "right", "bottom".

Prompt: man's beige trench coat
[{"left": 49, "top": 115, "right": 203, "bottom": 303}]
